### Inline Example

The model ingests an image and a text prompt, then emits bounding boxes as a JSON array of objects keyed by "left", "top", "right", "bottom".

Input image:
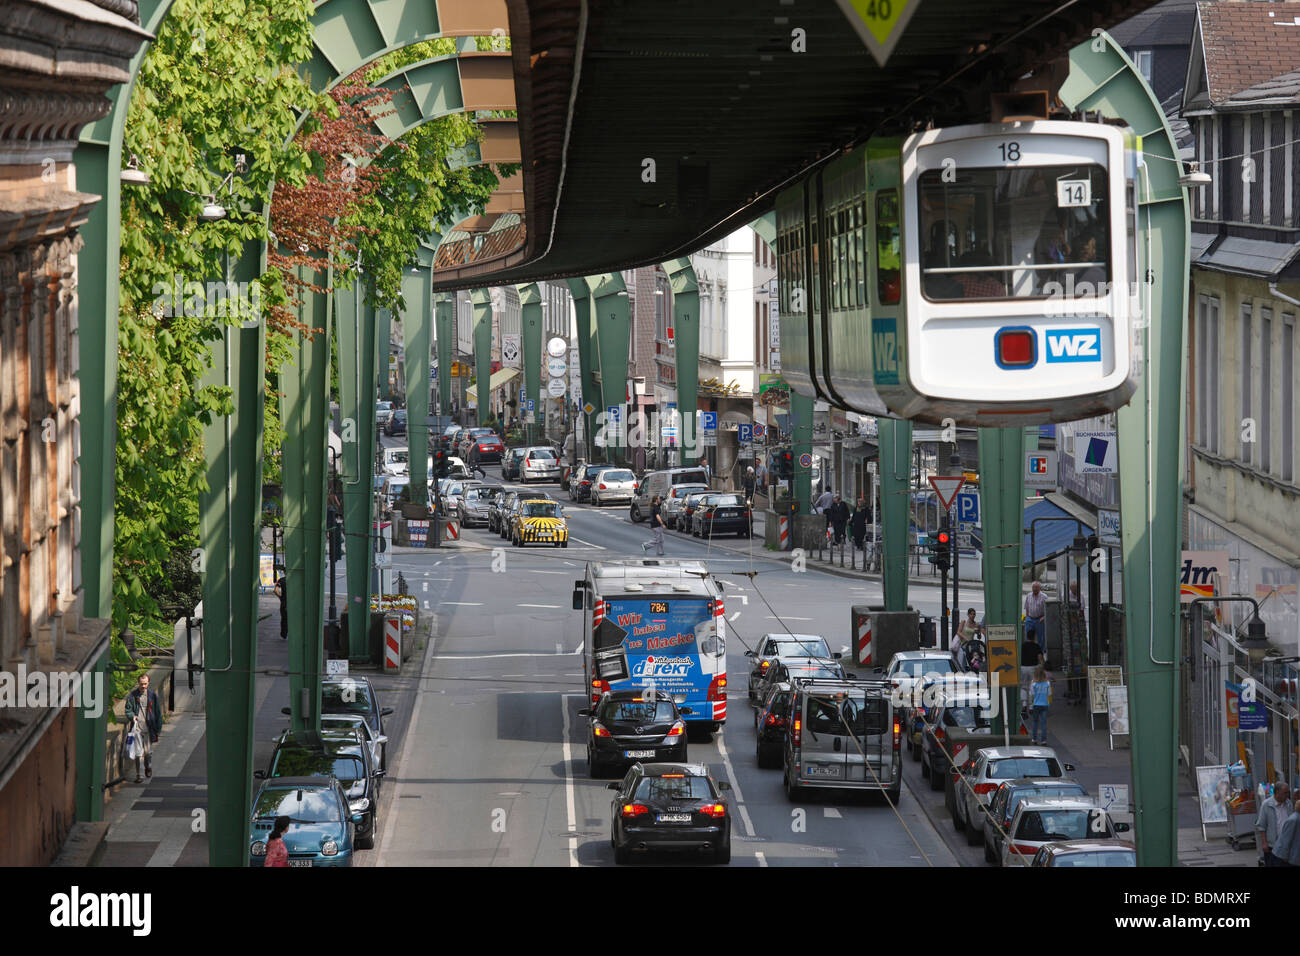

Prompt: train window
[
  {"left": 917, "top": 165, "right": 1110, "bottom": 301},
  {"left": 876, "top": 190, "right": 901, "bottom": 305}
]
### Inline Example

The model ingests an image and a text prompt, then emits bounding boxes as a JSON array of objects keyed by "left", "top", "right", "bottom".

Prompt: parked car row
[
  {"left": 251, "top": 677, "right": 394, "bottom": 866},
  {"left": 886, "top": 649, "right": 1136, "bottom": 867}
]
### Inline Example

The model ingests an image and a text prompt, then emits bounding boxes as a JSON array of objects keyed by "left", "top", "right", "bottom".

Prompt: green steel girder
[
  {"left": 281, "top": 268, "right": 331, "bottom": 734},
  {"left": 978, "top": 426, "right": 1026, "bottom": 730},
  {"left": 199, "top": 245, "right": 266, "bottom": 866},
  {"left": 661, "top": 259, "right": 699, "bottom": 466},
  {"left": 378, "top": 307, "right": 393, "bottom": 401},
  {"left": 471, "top": 289, "right": 493, "bottom": 420},
  {"left": 335, "top": 279, "right": 380, "bottom": 661},
  {"left": 588, "top": 273, "right": 631, "bottom": 465},
  {"left": 402, "top": 266, "right": 434, "bottom": 505},
  {"left": 435, "top": 292, "right": 455, "bottom": 416},
  {"left": 1060, "top": 30, "right": 1190, "bottom": 868},
  {"left": 878, "top": 419, "right": 913, "bottom": 612},
  {"left": 516, "top": 283, "right": 544, "bottom": 445},
  {"left": 566, "top": 279, "right": 600, "bottom": 459}
]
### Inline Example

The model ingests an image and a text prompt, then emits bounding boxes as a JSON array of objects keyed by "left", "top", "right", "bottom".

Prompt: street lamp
[{"left": 1190, "top": 596, "right": 1270, "bottom": 664}]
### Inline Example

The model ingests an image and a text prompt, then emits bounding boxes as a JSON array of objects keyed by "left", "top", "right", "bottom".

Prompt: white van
[{"left": 630, "top": 466, "right": 710, "bottom": 522}]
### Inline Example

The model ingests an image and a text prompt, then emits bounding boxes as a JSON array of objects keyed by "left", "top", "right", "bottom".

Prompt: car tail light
[
  {"left": 935, "top": 726, "right": 946, "bottom": 740},
  {"left": 974, "top": 782, "right": 998, "bottom": 795},
  {"left": 621, "top": 804, "right": 650, "bottom": 818},
  {"left": 744, "top": 510, "right": 751, "bottom": 518},
  {"left": 893, "top": 719, "right": 901, "bottom": 752},
  {"left": 792, "top": 716, "right": 802, "bottom": 747},
  {"left": 1010, "top": 843, "right": 1039, "bottom": 859},
  {"left": 593, "top": 723, "right": 611, "bottom": 737},
  {"left": 764, "top": 714, "right": 785, "bottom": 727},
  {"left": 591, "top": 678, "right": 610, "bottom": 705},
  {"left": 665, "top": 721, "right": 685, "bottom": 737},
  {"left": 707, "top": 675, "right": 726, "bottom": 701},
  {"left": 598, "top": 483, "right": 607, "bottom": 489},
  {"left": 760, "top": 660, "right": 771, "bottom": 671},
  {"left": 701, "top": 804, "right": 727, "bottom": 818}
]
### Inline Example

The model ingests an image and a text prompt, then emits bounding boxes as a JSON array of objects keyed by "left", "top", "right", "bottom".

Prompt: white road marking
[
  {"left": 519, "top": 603, "right": 563, "bottom": 608},
  {"left": 714, "top": 733, "right": 756, "bottom": 838},
  {"left": 755, "top": 850, "right": 768, "bottom": 867},
  {"left": 729, "top": 611, "right": 741, "bottom": 622},
  {"left": 525, "top": 570, "right": 567, "bottom": 575},
  {"left": 574, "top": 641, "right": 584, "bottom": 654},
  {"left": 377, "top": 635, "right": 437, "bottom": 864},
  {"left": 555, "top": 642, "right": 563, "bottom": 655},
  {"left": 823, "top": 807, "right": 842, "bottom": 819},
  {"left": 436, "top": 650, "right": 581, "bottom": 660},
  {"left": 442, "top": 601, "right": 483, "bottom": 606},
  {"left": 767, "top": 615, "right": 813, "bottom": 621},
  {"left": 561, "top": 693, "right": 581, "bottom": 867},
  {"left": 423, "top": 581, "right": 428, "bottom": 591},
  {"left": 569, "top": 537, "right": 607, "bottom": 549}
]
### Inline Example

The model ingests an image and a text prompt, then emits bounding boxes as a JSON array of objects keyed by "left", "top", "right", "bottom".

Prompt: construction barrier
[
  {"left": 384, "top": 616, "right": 401, "bottom": 672},
  {"left": 779, "top": 516, "right": 790, "bottom": 550},
  {"left": 443, "top": 519, "right": 460, "bottom": 541}
]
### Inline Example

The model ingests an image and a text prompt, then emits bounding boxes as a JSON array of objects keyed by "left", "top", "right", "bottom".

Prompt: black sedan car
[
  {"left": 607, "top": 762, "right": 732, "bottom": 864},
  {"left": 490, "top": 490, "right": 517, "bottom": 534},
  {"left": 753, "top": 682, "right": 794, "bottom": 769},
  {"left": 569, "top": 462, "right": 613, "bottom": 502},
  {"left": 317, "top": 678, "right": 393, "bottom": 771},
  {"left": 257, "top": 729, "right": 384, "bottom": 849},
  {"left": 384, "top": 408, "right": 407, "bottom": 436},
  {"left": 581, "top": 690, "right": 691, "bottom": 777},
  {"left": 690, "top": 493, "right": 752, "bottom": 538}
]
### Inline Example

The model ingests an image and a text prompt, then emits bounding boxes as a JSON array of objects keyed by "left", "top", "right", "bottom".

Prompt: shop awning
[
  {"left": 1023, "top": 498, "right": 1093, "bottom": 567},
  {"left": 465, "top": 367, "right": 520, "bottom": 405}
]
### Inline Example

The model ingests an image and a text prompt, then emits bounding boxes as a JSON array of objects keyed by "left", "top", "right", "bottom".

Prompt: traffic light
[
  {"left": 779, "top": 451, "right": 793, "bottom": 480},
  {"left": 327, "top": 506, "right": 344, "bottom": 562},
  {"left": 433, "top": 450, "right": 449, "bottom": 480},
  {"left": 933, "top": 529, "right": 951, "bottom": 572}
]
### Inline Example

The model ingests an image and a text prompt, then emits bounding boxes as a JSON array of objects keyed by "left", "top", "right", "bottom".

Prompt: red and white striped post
[
  {"left": 384, "top": 616, "right": 401, "bottom": 672},
  {"left": 778, "top": 516, "right": 790, "bottom": 550}
]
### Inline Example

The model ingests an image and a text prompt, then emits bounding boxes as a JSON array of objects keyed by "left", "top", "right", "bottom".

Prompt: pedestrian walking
[
  {"left": 1273, "top": 798, "right": 1300, "bottom": 867},
  {"left": 742, "top": 466, "right": 756, "bottom": 507},
  {"left": 850, "top": 496, "right": 869, "bottom": 551},
  {"left": 1029, "top": 665, "right": 1052, "bottom": 744},
  {"left": 275, "top": 574, "right": 287, "bottom": 640},
  {"left": 468, "top": 443, "right": 487, "bottom": 480},
  {"left": 702, "top": 459, "right": 712, "bottom": 487},
  {"left": 1256, "top": 782, "right": 1293, "bottom": 866},
  {"left": 1023, "top": 580, "right": 1047, "bottom": 647},
  {"left": 1020, "top": 628, "right": 1045, "bottom": 714},
  {"left": 124, "top": 673, "right": 161, "bottom": 783},
  {"left": 264, "top": 815, "right": 292, "bottom": 867},
  {"left": 754, "top": 459, "right": 767, "bottom": 498},
  {"left": 642, "top": 494, "right": 666, "bottom": 556},
  {"left": 827, "top": 494, "right": 850, "bottom": 545}
]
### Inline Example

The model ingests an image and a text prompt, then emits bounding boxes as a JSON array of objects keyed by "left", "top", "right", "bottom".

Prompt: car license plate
[
  {"left": 288, "top": 859, "right": 312, "bottom": 868},
  {"left": 807, "top": 765, "right": 841, "bottom": 777},
  {"left": 625, "top": 750, "right": 655, "bottom": 758},
  {"left": 539, "top": 533, "right": 552, "bottom": 538},
  {"left": 657, "top": 813, "right": 692, "bottom": 824}
]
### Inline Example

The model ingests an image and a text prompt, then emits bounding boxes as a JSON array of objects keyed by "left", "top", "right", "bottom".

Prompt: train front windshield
[{"left": 917, "top": 164, "right": 1111, "bottom": 301}]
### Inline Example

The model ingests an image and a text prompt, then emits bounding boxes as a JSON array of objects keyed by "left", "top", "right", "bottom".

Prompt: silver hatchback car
[
  {"left": 519, "top": 446, "right": 561, "bottom": 482},
  {"left": 590, "top": 467, "right": 637, "bottom": 506}
]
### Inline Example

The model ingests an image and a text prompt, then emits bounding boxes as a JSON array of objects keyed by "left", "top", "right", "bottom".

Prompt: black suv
[
  {"left": 257, "top": 728, "right": 385, "bottom": 849},
  {"left": 606, "top": 762, "right": 732, "bottom": 864},
  {"left": 753, "top": 682, "right": 794, "bottom": 769},
  {"left": 580, "top": 690, "right": 692, "bottom": 777},
  {"left": 319, "top": 678, "right": 393, "bottom": 771}
]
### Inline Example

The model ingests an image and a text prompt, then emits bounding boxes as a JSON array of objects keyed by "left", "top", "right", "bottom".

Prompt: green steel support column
[
  {"left": 878, "top": 418, "right": 913, "bottom": 612},
  {"left": 978, "top": 426, "right": 1026, "bottom": 731},
  {"left": 790, "top": 392, "right": 814, "bottom": 517},
  {"left": 471, "top": 289, "right": 492, "bottom": 423},
  {"left": 435, "top": 293, "right": 454, "bottom": 417},
  {"left": 200, "top": 254, "right": 266, "bottom": 865},
  {"left": 663, "top": 259, "right": 699, "bottom": 466},
  {"left": 377, "top": 308, "right": 392, "bottom": 402},
  {"left": 517, "top": 283, "right": 543, "bottom": 446},
  {"left": 281, "top": 270, "right": 330, "bottom": 733},
  {"left": 402, "top": 267, "right": 433, "bottom": 507},
  {"left": 589, "top": 274, "right": 631, "bottom": 465},
  {"left": 565, "top": 279, "right": 600, "bottom": 458},
  {"left": 336, "top": 280, "right": 379, "bottom": 661},
  {"left": 72, "top": 0, "right": 174, "bottom": 824},
  {"left": 1061, "top": 31, "right": 1189, "bottom": 867}
]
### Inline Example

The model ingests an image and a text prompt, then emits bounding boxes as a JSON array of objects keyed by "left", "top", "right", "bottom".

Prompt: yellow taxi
[{"left": 512, "top": 498, "right": 569, "bottom": 548}]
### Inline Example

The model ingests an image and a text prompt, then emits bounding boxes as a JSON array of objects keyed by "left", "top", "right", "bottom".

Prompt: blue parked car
[{"left": 249, "top": 776, "right": 361, "bottom": 867}]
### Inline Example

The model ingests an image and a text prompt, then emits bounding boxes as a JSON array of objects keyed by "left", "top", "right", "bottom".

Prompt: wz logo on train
[
  {"left": 1045, "top": 328, "right": 1102, "bottom": 363},
  {"left": 632, "top": 656, "right": 695, "bottom": 677}
]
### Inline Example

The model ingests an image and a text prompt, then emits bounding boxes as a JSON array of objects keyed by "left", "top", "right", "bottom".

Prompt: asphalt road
[{"left": 348, "top": 449, "right": 970, "bottom": 866}]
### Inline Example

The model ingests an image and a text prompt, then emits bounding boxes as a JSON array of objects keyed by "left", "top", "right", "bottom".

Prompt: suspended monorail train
[{"left": 776, "top": 121, "right": 1144, "bottom": 426}]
